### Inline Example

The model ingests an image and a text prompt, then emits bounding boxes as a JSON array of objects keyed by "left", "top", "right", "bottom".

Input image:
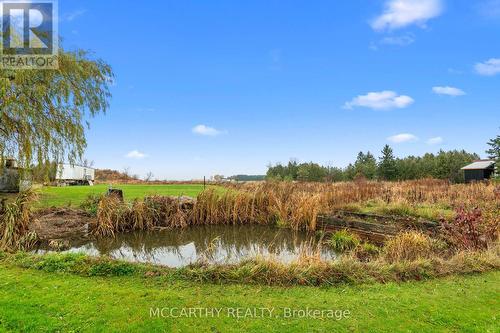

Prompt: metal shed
[{"left": 461, "top": 160, "right": 496, "bottom": 183}]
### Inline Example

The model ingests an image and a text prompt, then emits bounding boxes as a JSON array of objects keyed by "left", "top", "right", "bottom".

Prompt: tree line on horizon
[{"left": 266, "top": 145, "right": 492, "bottom": 183}]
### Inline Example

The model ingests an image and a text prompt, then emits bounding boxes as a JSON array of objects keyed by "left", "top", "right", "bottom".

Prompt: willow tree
[{"left": 0, "top": 49, "right": 113, "bottom": 170}]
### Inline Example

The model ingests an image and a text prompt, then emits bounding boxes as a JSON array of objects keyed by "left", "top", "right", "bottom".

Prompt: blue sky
[{"left": 58, "top": 0, "right": 500, "bottom": 180}]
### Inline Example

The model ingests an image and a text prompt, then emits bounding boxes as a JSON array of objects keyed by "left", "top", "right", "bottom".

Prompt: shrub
[
  {"left": 383, "top": 231, "right": 433, "bottom": 263},
  {"left": 441, "top": 206, "right": 491, "bottom": 250},
  {"left": 329, "top": 230, "right": 360, "bottom": 252},
  {"left": 80, "top": 194, "right": 102, "bottom": 216}
]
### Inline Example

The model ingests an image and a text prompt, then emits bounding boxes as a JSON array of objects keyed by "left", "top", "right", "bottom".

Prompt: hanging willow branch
[{"left": 0, "top": 48, "right": 113, "bottom": 169}]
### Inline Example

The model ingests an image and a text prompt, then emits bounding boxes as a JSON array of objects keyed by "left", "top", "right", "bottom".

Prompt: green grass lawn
[
  {"left": 34, "top": 184, "right": 214, "bottom": 208},
  {"left": 0, "top": 264, "right": 497, "bottom": 332}
]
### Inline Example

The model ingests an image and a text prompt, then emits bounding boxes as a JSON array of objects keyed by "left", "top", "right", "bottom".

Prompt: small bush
[
  {"left": 329, "top": 230, "right": 360, "bottom": 252},
  {"left": 441, "top": 206, "right": 490, "bottom": 250},
  {"left": 383, "top": 231, "right": 434, "bottom": 263},
  {"left": 80, "top": 194, "right": 102, "bottom": 216}
]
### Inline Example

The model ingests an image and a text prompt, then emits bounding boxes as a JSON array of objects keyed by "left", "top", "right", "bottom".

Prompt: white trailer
[{"left": 56, "top": 164, "right": 95, "bottom": 186}]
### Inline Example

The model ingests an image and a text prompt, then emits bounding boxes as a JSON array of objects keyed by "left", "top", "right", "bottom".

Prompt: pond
[{"left": 35, "top": 225, "right": 337, "bottom": 267}]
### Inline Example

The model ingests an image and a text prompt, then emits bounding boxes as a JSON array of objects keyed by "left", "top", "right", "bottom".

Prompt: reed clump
[
  {"left": 92, "top": 195, "right": 195, "bottom": 236},
  {"left": 383, "top": 231, "right": 435, "bottom": 263},
  {"left": 90, "top": 180, "right": 499, "bottom": 245},
  {"left": 191, "top": 189, "right": 273, "bottom": 226},
  {"left": 0, "top": 189, "right": 38, "bottom": 251}
]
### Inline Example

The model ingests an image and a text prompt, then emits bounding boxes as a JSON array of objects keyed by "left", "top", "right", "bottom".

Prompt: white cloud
[
  {"left": 192, "top": 124, "right": 222, "bottom": 136},
  {"left": 343, "top": 91, "right": 414, "bottom": 110},
  {"left": 427, "top": 136, "right": 443, "bottom": 145},
  {"left": 380, "top": 34, "right": 415, "bottom": 46},
  {"left": 475, "top": 58, "right": 500, "bottom": 76},
  {"left": 371, "top": 0, "right": 444, "bottom": 31},
  {"left": 370, "top": 34, "right": 415, "bottom": 50},
  {"left": 387, "top": 133, "right": 418, "bottom": 143},
  {"left": 432, "top": 86, "right": 466, "bottom": 96},
  {"left": 125, "top": 150, "right": 147, "bottom": 159}
]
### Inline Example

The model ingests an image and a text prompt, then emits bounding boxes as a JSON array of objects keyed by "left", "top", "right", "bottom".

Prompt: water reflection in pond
[{"left": 37, "top": 225, "right": 337, "bottom": 267}]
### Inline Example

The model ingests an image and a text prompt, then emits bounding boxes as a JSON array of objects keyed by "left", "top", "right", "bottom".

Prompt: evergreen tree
[
  {"left": 378, "top": 145, "right": 397, "bottom": 180},
  {"left": 486, "top": 132, "right": 500, "bottom": 161},
  {"left": 287, "top": 159, "right": 299, "bottom": 180},
  {"left": 354, "top": 151, "right": 377, "bottom": 179},
  {"left": 486, "top": 131, "right": 500, "bottom": 178}
]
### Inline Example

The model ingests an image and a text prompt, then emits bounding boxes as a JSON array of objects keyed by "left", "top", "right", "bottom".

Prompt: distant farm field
[{"left": 36, "top": 184, "right": 215, "bottom": 208}]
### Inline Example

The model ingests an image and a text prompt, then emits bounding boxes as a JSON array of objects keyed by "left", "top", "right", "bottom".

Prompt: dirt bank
[{"left": 32, "top": 208, "right": 94, "bottom": 244}]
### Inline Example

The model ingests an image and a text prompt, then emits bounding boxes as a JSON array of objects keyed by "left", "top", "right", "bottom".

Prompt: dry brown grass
[
  {"left": 92, "top": 195, "right": 194, "bottom": 236},
  {"left": 214, "top": 180, "right": 499, "bottom": 232},
  {"left": 90, "top": 180, "right": 499, "bottom": 242},
  {"left": 0, "top": 189, "right": 38, "bottom": 251},
  {"left": 177, "top": 242, "right": 500, "bottom": 286},
  {"left": 383, "top": 231, "right": 434, "bottom": 263},
  {"left": 5, "top": 239, "right": 499, "bottom": 286}
]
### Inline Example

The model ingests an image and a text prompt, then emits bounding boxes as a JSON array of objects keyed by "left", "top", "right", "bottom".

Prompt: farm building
[
  {"left": 461, "top": 160, "right": 496, "bottom": 183},
  {"left": 56, "top": 163, "right": 95, "bottom": 185}
]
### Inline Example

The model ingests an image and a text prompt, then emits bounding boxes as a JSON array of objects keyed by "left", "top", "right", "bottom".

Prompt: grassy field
[
  {"left": 0, "top": 263, "right": 497, "bottom": 332},
  {"left": 33, "top": 184, "right": 213, "bottom": 208}
]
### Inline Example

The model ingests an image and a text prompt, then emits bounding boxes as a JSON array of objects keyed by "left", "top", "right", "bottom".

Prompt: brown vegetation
[
  {"left": 95, "top": 169, "right": 140, "bottom": 183},
  {"left": 89, "top": 180, "right": 499, "bottom": 249},
  {"left": 95, "top": 168, "right": 207, "bottom": 184},
  {"left": 0, "top": 190, "right": 38, "bottom": 251},
  {"left": 3, "top": 242, "right": 498, "bottom": 286},
  {"left": 0, "top": 179, "right": 499, "bottom": 285},
  {"left": 178, "top": 246, "right": 499, "bottom": 286},
  {"left": 92, "top": 195, "right": 195, "bottom": 236},
  {"left": 383, "top": 231, "right": 436, "bottom": 263}
]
